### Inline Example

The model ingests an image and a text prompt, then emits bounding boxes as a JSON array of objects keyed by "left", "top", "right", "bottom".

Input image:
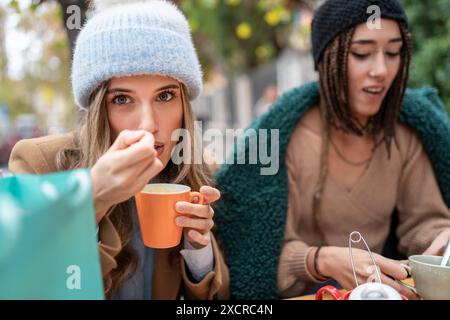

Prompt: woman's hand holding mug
[
  {"left": 317, "top": 246, "right": 419, "bottom": 300},
  {"left": 175, "top": 186, "right": 220, "bottom": 249}
]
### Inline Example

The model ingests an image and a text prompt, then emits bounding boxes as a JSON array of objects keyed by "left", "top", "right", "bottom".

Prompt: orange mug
[{"left": 135, "top": 183, "right": 204, "bottom": 248}]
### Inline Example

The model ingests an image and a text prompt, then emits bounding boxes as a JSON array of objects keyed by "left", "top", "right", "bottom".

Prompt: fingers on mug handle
[
  {"left": 395, "top": 279, "right": 418, "bottom": 296},
  {"left": 400, "top": 263, "right": 411, "bottom": 277},
  {"left": 189, "top": 191, "right": 205, "bottom": 205},
  {"left": 396, "top": 263, "right": 418, "bottom": 296}
]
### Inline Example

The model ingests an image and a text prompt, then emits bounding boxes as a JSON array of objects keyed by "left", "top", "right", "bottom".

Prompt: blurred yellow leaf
[
  {"left": 265, "top": 10, "right": 280, "bottom": 26},
  {"left": 236, "top": 23, "right": 252, "bottom": 40},
  {"left": 200, "top": 0, "right": 219, "bottom": 9},
  {"left": 30, "top": 3, "right": 39, "bottom": 13},
  {"left": 42, "top": 86, "right": 55, "bottom": 104},
  {"left": 53, "top": 40, "right": 67, "bottom": 51},
  {"left": 255, "top": 46, "right": 268, "bottom": 59},
  {"left": 255, "top": 43, "right": 274, "bottom": 61},
  {"left": 188, "top": 18, "right": 199, "bottom": 33},
  {"left": 9, "top": 0, "right": 20, "bottom": 13}
]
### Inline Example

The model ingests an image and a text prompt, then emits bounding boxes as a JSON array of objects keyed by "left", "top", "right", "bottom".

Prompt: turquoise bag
[{"left": 0, "top": 169, "right": 104, "bottom": 299}]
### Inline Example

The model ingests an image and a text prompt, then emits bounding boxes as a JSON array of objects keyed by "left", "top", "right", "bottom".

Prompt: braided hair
[{"left": 312, "top": 23, "right": 413, "bottom": 244}]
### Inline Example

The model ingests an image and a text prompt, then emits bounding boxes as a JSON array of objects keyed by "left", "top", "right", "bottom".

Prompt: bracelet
[{"left": 313, "top": 246, "right": 329, "bottom": 281}]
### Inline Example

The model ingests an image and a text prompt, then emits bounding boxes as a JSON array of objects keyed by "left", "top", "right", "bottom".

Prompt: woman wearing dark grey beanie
[
  {"left": 214, "top": 0, "right": 450, "bottom": 299},
  {"left": 8, "top": 0, "right": 229, "bottom": 300}
]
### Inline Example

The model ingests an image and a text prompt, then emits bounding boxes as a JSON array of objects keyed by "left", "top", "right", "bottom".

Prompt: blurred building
[{"left": 193, "top": 48, "right": 316, "bottom": 131}]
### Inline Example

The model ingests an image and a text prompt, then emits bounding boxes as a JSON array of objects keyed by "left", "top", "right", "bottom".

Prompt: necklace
[{"left": 330, "top": 137, "right": 374, "bottom": 167}]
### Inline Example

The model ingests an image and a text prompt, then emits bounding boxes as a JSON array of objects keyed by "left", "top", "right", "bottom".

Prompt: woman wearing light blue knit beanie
[{"left": 8, "top": 0, "right": 229, "bottom": 300}]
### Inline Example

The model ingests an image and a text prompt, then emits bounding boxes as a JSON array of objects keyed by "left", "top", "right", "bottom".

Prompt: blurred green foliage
[
  {"left": 0, "top": 2, "right": 73, "bottom": 124},
  {"left": 180, "top": 0, "right": 294, "bottom": 77},
  {"left": 184, "top": 0, "right": 449, "bottom": 115},
  {"left": 2, "top": 0, "right": 449, "bottom": 119},
  {"left": 401, "top": 0, "right": 450, "bottom": 114}
]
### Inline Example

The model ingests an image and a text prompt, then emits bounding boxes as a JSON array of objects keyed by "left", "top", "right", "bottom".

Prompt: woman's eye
[
  {"left": 112, "top": 95, "right": 131, "bottom": 105},
  {"left": 386, "top": 51, "right": 401, "bottom": 57},
  {"left": 156, "top": 91, "right": 175, "bottom": 102},
  {"left": 351, "top": 52, "right": 370, "bottom": 59}
]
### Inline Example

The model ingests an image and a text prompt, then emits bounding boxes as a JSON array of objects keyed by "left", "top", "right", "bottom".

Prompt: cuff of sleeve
[
  {"left": 179, "top": 234, "right": 227, "bottom": 300},
  {"left": 180, "top": 236, "right": 214, "bottom": 282},
  {"left": 410, "top": 226, "right": 449, "bottom": 255},
  {"left": 409, "top": 231, "right": 430, "bottom": 255},
  {"left": 285, "top": 245, "right": 326, "bottom": 284}
]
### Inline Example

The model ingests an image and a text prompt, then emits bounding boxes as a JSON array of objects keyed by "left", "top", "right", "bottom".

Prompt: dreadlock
[{"left": 312, "top": 23, "right": 413, "bottom": 244}]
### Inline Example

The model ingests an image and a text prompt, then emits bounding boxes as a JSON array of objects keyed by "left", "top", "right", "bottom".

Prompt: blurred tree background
[
  {"left": 1, "top": 0, "right": 449, "bottom": 126},
  {"left": 181, "top": 0, "right": 449, "bottom": 113},
  {"left": 401, "top": 0, "right": 450, "bottom": 113},
  {"left": 1, "top": 0, "right": 74, "bottom": 127},
  {"left": 179, "top": 0, "right": 314, "bottom": 77}
]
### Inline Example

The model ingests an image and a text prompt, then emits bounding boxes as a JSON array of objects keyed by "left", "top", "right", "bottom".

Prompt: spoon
[{"left": 440, "top": 237, "right": 450, "bottom": 267}]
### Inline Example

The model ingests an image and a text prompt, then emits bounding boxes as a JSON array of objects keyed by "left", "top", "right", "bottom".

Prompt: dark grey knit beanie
[{"left": 311, "top": 0, "right": 409, "bottom": 70}]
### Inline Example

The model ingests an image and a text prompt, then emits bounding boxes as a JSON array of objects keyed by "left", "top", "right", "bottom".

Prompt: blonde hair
[{"left": 56, "top": 80, "right": 212, "bottom": 297}]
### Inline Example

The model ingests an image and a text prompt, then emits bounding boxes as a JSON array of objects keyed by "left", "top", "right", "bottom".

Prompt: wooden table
[{"left": 289, "top": 278, "right": 415, "bottom": 300}]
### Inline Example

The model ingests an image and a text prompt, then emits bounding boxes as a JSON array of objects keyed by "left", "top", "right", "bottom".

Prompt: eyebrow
[
  {"left": 106, "top": 88, "right": 133, "bottom": 94},
  {"left": 351, "top": 37, "right": 403, "bottom": 45},
  {"left": 107, "top": 84, "right": 180, "bottom": 94},
  {"left": 156, "top": 84, "right": 180, "bottom": 91}
]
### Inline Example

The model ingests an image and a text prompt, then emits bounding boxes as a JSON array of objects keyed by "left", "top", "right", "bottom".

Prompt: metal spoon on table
[{"left": 440, "top": 237, "right": 450, "bottom": 267}]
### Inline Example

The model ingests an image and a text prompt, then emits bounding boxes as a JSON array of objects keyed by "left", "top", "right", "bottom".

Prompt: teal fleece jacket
[{"left": 214, "top": 81, "right": 450, "bottom": 299}]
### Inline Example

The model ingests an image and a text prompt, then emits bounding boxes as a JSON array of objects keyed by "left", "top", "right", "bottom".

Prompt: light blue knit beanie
[{"left": 71, "top": 0, "right": 202, "bottom": 109}]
